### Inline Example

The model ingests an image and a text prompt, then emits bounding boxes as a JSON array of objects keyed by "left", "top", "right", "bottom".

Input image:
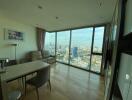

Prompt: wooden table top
[{"left": 0, "top": 60, "right": 50, "bottom": 82}]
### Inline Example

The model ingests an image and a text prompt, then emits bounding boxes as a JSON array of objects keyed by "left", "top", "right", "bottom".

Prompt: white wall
[
  {"left": 124, "top": 0, "right": 132, "bottom": 35},
  {"left": 118, "top": 53, "right": 132, "bottom": 100},
  {"left": 0, "top": 15, "right": 37, "bottom": 60}
]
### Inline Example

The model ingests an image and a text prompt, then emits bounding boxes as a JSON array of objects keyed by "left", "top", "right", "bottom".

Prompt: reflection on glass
[
  {"left": 91, "top": 55, "right": 102, "bottom": 72},
  {"left": 70, "top": 28, "right": 93, "bottom": 69},
  {"left": 56, "top": 31, "right": 70, "bottom": 63},
  {"left": 45, "top": 32, "right": 55, "bottom": 55},
  {"left": 93, "top": 27, "right": 104, "bottom": 53}
]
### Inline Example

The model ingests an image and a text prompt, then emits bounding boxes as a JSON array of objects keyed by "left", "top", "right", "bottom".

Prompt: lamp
[{"left": 11, "top": 44, "right": 17, "bottom": 60}]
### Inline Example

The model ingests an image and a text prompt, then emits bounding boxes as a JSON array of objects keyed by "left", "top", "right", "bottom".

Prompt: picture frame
[{"left": 4, "top": 29, "right": 24, "bottom": 41}]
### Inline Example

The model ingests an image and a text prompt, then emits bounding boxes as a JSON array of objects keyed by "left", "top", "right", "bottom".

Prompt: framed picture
[{"left": 4, "top": 29, "right": 24, "bottom": 41}]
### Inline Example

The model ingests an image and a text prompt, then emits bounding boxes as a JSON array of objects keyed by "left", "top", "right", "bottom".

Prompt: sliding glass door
[{"left": 70, "top": 28, "right": 93, "bottom": 69}]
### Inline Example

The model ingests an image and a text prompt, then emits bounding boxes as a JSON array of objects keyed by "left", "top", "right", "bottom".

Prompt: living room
[{"left": 0, "top": 0, "right": 132, "bottom": 100}]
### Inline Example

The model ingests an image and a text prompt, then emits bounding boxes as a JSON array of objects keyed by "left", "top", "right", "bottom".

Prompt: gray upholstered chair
[
  {"left": 25, "top": 66, "right": 51, "bottom": 100},
  {"left": 8, "top": 91, "right": 22, "bottom": 100},
  {"left": 30, "top": 51, "right": 43, "bottom": 61}
]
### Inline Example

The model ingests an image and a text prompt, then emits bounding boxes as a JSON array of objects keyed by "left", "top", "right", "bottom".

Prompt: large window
[
  {"left": 70, "top": 28, "right": 93, "bottom": 69},
  {"left": 45, "top": 26, "right": 105, "bottom": 73},
  {"left": 91, "top": 26, "right": 105, "bottom": 73},
  {"left": 93, "top": 27, "right": 104, "bottom": 53},
  {"left": 91, "top": 55, "right": 102, "bottom": 72},
  {"left": 56, "top": 31, "right": 70, "bottom": 63},
  {"left": 45, "top": 32, "right": 55, "bottom": 56}
]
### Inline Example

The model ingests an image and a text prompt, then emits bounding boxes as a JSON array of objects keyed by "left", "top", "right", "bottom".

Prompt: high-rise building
[{"left": 72, "top": 47, "right": 78, "bottom": 57}]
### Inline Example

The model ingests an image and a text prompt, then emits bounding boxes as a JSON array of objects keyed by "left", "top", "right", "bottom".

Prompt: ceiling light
[
  {"left": 99, "top": 2, "right": 102, "bottom": 7},
  {"left": 55, "top": 17, "right": 59, "bottom": 19},
  {"left": 38, "top": 5, "right": 43, "bottom": 9}
]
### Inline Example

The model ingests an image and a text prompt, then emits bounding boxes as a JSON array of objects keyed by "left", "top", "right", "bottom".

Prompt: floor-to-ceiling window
[
  {"left": 91, "top": 27, "right": 105, "bottom": 73},
  {"left": 45, "top": 32, "right": 55, "bottom": 56},
  {"left": 45, "top": 25, "right": 105, "bottom": 74},
  {"left": 70, "top": 28, "right": 93, "bottom": 69},
  {"left": 56, "top": 31, "right": 70, "bottom": 63}
]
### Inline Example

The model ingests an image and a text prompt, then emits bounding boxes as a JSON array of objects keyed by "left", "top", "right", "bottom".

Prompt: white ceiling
[{"left": 0, "top": 0, "right": 117, "bottom": 31}]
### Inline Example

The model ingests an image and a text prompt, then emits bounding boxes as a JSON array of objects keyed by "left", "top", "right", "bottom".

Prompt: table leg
[{"left": 1, "top": 81, "right": 8, "bottom": 100}]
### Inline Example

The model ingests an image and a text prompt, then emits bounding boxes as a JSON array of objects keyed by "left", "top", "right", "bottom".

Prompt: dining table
[{"left": 0, "top": 60, "right": 50, "bottom": 100}]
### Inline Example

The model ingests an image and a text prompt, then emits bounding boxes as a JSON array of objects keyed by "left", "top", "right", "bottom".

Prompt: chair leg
[
  {"left": 17, "top": 78, "right": 22, "bottom": 89},
  {"left": 22, "top": 77, "right": 25, "bottom": 89},
  {"left": 24, "top": 76, "right": 27, "bottom": 95},
  {"left": 36, "top": 88, "right": 39, "bottom": 100},
  {"left": 48, "top": 80, "right": 51, "bottom": 92}
]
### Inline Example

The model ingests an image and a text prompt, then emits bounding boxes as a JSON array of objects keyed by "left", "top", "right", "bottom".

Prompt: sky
[{"left": 45, "top": 27, "right": 104, "bottom": 48}]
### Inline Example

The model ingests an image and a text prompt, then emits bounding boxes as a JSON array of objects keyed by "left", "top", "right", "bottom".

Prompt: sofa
[{"left": 29, "top": 50, "right": 56, "bottom": 64}]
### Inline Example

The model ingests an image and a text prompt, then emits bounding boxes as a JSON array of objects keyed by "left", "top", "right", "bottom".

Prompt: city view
[{"left": 45, "top": 27, "right": 104, "bottom": 73}]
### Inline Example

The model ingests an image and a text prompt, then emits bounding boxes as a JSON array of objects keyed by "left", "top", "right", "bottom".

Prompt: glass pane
[
  {"left": 45, "top": 32, "right": 55, "bottom": 56},
  {"left": 56, "top": 31, "right": 70, "bottom": 63},
  {"left": 93, "top": 27, "right": 104, "bottom": 53},
  {"left": 91, "top": 55, "right": 102, "bottom": 73},
  {"left": 70, "top": 28, "right": 93, "bottom": 69}
]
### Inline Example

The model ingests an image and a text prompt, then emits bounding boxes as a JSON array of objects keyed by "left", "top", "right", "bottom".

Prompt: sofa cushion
[{"left": 30, "top": 51, "right": 43, "bottom": 61}]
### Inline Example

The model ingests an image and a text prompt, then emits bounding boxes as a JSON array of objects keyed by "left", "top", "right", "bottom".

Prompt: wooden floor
[{"left": 8, "top": 63, "right": 104, "bottom": 100}]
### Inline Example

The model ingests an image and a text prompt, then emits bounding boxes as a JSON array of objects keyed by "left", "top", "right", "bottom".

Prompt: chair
[
  {"left": 25, "top": 66, "right": 51, "bottom": 100},
  {"left": 30, "top": 51, "right": 43, "bottom": 61},
  {"left": 26, "top": 51, "right": 42, "bottom": 81},
  {"left": 8, "top": 91, "right": 22, "bottom": 100}
]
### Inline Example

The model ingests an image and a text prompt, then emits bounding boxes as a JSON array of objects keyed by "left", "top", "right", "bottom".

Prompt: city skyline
[
  {"left": 45, "top": 27, "right": 104, "bottom": 49},
  {"left": 44, "top": 26, "right": 104, "bottom": 73}
]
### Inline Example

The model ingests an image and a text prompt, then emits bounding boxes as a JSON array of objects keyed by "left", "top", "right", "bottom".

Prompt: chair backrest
[
  {"left": 42, "top": 50, "right": 50, "bottom": 58},
  {"left": 36, "top": 66, "right": 50, "bottom": 87},
  {"left": 30, "top": 51, "right": 43, "bottom": 61}
]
